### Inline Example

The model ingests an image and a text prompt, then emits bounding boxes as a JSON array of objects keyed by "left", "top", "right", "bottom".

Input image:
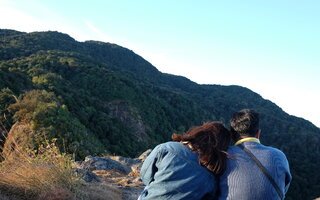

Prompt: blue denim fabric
[{"left": 139, "top": 141, "right": 216, "bottom": 200}]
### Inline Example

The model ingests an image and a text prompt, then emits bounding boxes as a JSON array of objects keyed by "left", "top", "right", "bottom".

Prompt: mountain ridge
[{"left": 0, "top": 29, "right": 319, "bottom": 199}]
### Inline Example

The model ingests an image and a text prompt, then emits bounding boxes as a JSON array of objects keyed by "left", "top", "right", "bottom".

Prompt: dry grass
[
  {"left": 0, "top": 136, "right": 79, "bottom": 200},
  {"left": 36, "top": 187, "right": 76, "bottom": 200},
  {"left": 76, "top": 182, "right": 122, "bottom": 200},
  {"left": 0, "top": 123, "right": 124, "bottom": 200}
]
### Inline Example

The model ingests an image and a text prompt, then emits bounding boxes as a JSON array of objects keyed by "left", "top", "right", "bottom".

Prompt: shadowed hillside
[{"left": 0, "top": 29, "right": 319, "bottom": 199}]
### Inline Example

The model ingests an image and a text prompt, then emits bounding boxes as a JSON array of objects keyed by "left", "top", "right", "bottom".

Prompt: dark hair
[
  {"left": 172, "top": 122, "right": 231, "bottom": 175},
  {"left": 230, "top": 109, "right": 259, "bottom": 139}
]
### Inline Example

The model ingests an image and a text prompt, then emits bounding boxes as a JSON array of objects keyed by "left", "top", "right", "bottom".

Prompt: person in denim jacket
[{"left": 139, "top": 122, "right": 231, "bottom": 200}]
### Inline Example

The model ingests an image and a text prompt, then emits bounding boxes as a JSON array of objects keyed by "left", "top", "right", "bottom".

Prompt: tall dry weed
[
  {"left": 0, "top": 130, "right": 79, "bottom": 200},
  {"left": 0, "top": 124, "right": 123, "bottom": 200}
]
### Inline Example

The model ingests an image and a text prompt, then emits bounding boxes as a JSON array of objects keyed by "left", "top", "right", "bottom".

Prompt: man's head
[{"left": 230, "top": 109, "right": 260, "bottom": 140}]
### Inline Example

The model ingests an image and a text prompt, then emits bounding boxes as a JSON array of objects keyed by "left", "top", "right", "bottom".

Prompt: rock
[
  {"left": 109, "top": 156, "right": 142, "bottom": 175},
  {"left": 76, "top": 168, "right": 100, "bottom": 182},
  {"left": 130, "top": 163, "right": 142, "bottom": 175},
  {"left": 106, "top": 149, "right": 152, "bottom": 176},
  {"left": 129, "top": 149, "right": 152, "bottom": 175},
  {"left": 138, "top": 149, "right": 152, "bottom": 161},
  {"left": 132, "top": 176, "right": 143, "bottom": 184},
  {"left": 109, "top": 156, "right": 141, "bottom": 166},
  {"left": 73, "top": 150, "right": 151, "bottom": 200},
  {"left": 79, "top": 156, "right": 131, "bottom": 174},
  {"left": 105, "top": 101, "right": 151, "bottom": 143}
]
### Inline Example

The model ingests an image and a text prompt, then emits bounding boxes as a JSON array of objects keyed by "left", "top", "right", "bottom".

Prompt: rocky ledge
[{"left": 74, "top": 149, "right": 152, "bottom": 200}]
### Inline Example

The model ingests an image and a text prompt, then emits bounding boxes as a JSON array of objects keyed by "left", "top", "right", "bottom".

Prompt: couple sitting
[{"left": 138, "top": 109, "right": 292, "bottom": 200}]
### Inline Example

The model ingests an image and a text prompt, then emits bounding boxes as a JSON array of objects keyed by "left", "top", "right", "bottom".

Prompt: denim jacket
[{"left": 139, "top": 141, "right": 217, "bottom": 200}]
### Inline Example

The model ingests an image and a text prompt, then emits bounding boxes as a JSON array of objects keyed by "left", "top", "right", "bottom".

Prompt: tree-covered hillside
[{"left": 0, "top": 29, "right": 319, "bottom": 199}]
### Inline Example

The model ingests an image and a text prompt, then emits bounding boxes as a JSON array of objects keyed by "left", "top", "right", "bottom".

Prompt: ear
[{"left": 255, "top": 129, "right": 261, "bottom": 139}]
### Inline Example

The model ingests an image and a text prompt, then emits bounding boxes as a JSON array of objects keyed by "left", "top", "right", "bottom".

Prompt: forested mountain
[{"left": 0, "top": 29, "right": 319, "bottom": 199}]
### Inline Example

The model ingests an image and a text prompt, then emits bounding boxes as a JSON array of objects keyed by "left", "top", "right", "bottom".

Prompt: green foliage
[
  {"left": 0, "top": 29, "right": 319, "bottom": 199},
  {"left": 0, "top": 88, "right": 15, "bottom": 129},
  {"left": 8, "top": 90, "right": 104, "bottom": 159}
]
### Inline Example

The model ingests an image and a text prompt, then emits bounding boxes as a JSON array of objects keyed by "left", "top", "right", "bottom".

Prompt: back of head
[
  {"left": 172, "top": 122, "right": 231, "bottom": 175},
  {"left": 230, "top": 109, "right": 259, "bottom": 139}
]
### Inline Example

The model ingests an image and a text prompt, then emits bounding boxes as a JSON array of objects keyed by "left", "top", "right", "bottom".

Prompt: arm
[
  {"left": 282, "top": 154, "right": 292, "bottom": 194},
  {"left": 284, "top": 166, "right": 292, "bottom": 194},
  {"left": 140, "top": 144, "right": 163, "bottom": 185}
]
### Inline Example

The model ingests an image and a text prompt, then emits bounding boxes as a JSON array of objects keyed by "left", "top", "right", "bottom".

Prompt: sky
[{"left": 0, "top": 0, "right": 319, "bottom": 127}]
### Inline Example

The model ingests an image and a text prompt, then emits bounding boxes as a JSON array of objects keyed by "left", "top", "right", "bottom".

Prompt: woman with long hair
[{"left": 138, "top": 122, "right": 231, "bottom": 200}]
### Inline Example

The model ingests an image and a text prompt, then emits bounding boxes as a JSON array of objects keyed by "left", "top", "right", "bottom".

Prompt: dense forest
[{"left": 0, "top": 29, "right": 319, "bottom": 199}]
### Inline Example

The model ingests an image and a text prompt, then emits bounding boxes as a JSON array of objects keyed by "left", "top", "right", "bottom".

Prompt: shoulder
[
  {"left": 156, "top": 141, "right": 191, "bottom": 154},
  {"left": 228, "top": 143, "right": 289, "bottom": 161},
  {"left": 151, "top": 141, "right": 187, "bottom": 154},
  {"left": 247, "top": 143, "right": 290, "bottom": 165},
  {"left": 157, "top": 141, "right": 199, "bottom": 161},
  {"left": 226, "top": 145, "right": 242, "bottom": 154},
  {"left": 259, "top": 144, "right": 288, "bottom": 158},
  {"left": 160, "top": 141, "right": 185, "bottom": 149}
]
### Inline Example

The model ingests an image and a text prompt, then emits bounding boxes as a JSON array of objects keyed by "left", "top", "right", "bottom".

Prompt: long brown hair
[{"left": 172, "top": 122, "right": 231, "bottom": 175}]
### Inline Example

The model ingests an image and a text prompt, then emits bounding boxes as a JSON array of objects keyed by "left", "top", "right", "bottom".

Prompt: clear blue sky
[{"left": 1, "top": 0, "right": 319, "bottom": 127}]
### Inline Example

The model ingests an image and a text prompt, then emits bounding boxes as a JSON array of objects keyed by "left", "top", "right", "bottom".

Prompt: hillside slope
[{"left": 0, "top": 29, "right": 319, "bottom": 199}]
